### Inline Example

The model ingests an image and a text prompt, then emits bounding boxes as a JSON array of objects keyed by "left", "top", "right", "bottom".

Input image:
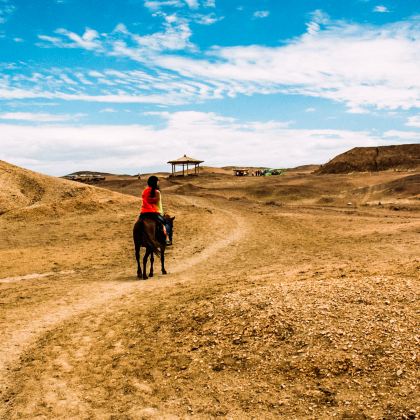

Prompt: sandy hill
[
  {"left": 0, "top": 160, "right": 137, "bottom": 219},
  {"left": 317, "top": 144, "right": 420, "bottom": 174}
]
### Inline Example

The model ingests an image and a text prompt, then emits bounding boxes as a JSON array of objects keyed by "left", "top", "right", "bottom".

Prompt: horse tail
[{"left": 141, "top": 219, "right": 161, "bottom": 258}]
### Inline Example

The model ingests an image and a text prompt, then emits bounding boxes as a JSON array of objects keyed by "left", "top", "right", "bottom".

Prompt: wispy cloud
[
  {"left": 184, "top": 0, "right": 198, "bottom": 9},
  {"left": 155, "top": 16, "right": 420, "bottom": 112},
  {"left": 406, "top": 115, "right": 420, "bottom": 128},
  {"left": 373, "top": 5, "right": 389, "bottom": 13},
  {"left": 195, "top": 12, "right": 223, "bottom": 25},
  {"left": 253, "top": 10, "right": 269, "bottom": 19},
  {"left": 0, "top": 112, "right": 85, "bottom": 122},
  {"left": 144, "top": 0, "right": 212, "bottom": 11},
  {"left": 306, "top": 9, "right": 329, "bottom": 35},
  {"left": 38, "top": 27, "right": 102, "bottom": 50},
  {"left": 39, "top": 15, "right": 194, "bottom": 55},
  {"left": 203, "top": 0, "right": 215, "bottom": 7},
  {"left": 144, "top": 0, "right": 183, "bottom": 11},
  {"left": 0, "top": 0, "right": 15, "bottom": 24},
  {"left": 8, "top": 15, "right": 420, "bottom": 112}
]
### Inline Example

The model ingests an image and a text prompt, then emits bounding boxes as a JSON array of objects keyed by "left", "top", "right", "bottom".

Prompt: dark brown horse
[{"left": 133, "top": 214, "right": 175, "bottom": 280}]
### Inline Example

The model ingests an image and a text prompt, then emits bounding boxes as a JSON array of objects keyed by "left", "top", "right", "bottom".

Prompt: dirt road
[{"left": 0, "top": 168, "right": 419, "bottom": 419}]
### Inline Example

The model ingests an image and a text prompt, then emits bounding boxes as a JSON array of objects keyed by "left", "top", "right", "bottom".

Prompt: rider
[{"left": 140, "top": 176, "right": 171, "bottom": 245}]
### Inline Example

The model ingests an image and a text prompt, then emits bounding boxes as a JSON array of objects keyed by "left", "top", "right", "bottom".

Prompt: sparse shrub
[
  {"left": 318, "top": 196, "right": 335, "bottom": 203},
  {"left": 265, "top": 200, "right": 283, "bottom": 206}
]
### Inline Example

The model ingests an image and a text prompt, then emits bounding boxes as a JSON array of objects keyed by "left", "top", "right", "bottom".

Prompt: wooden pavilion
[{"left": 167, "top": 154, "right": 204, "bottom": 176}]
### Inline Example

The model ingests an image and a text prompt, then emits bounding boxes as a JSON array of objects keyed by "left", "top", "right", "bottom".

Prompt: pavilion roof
[{"left": 167, "top": 154, "right": 204, "bottom": 164}]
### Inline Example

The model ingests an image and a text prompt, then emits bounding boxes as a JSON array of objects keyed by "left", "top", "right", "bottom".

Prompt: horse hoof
[
  {"left": 162, "top": 270, "right": 167, "bottom": 275},
  {"left": 143, "top": 275, "right": 148, "bottom": 280},
  {"left": 149, "top": 274, "right": 154, "bottom": 278}
]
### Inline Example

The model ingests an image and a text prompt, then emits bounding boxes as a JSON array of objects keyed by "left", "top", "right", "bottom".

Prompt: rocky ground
[{"left": 0, "top": 160, "right": 419, "bottom": 419}]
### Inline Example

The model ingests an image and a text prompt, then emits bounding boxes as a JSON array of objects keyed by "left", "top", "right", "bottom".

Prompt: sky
[{"left": 0, "top": 0, "right": 419, "bottom": 175}]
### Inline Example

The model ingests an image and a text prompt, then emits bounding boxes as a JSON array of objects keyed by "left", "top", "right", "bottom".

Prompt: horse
[{"left": 133, "top": 214, "right": 175, "bottom": 280}]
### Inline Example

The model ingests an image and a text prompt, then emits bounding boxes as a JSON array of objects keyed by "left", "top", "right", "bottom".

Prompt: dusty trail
[
  {"left": 1, "top": 169, "right": 419, "bottom": 418},
  {"left": 0, "top": 195, "right": 248, "bottom": 410}
]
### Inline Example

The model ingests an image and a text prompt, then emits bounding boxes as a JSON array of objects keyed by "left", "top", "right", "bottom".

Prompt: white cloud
[
  {"left": 373, "top": 6, "right": 389, "bottom": 13},
  {"left": 184, "top": 0, "right": 198, "bottom": 9},
  {"left": 0, "top": 0, "right": 15, "bottom": 24},
  {"left": 305, "top": 107, "right": 316, "bottom": 112},
  {"left": 38, "top": 27, "right": 102, "bottom": 50},
  {"left": 204, "top": 0, "right": 215, "bottom": 7},
  {"left": 306, "top": 9, "right": 329, "bottom": 35},
  {"left": 0, "top": 112, "right": 85, "bottom": 122},
  {"left": 13, "top": 15, "right": 420, "bottom": 112},
  {"left": 129, "top": 15, "right": 194, "bottom": 52},
  {"left": 154, "top": 17, "right": 420, "bottom": 111},
  {"left": 39, "top": 16, "right": 194, "bottom": 55},
  {"left": 144, "top": 0, "right": 183, "bottom": 11},
  {"left": 195, "top": 13, "right": 223, "bottom": 25},
  {"left": 1, "top": 111, "right": 416, "bottom": 176},
  {"left": 254, "top": 10, "right": 269, "bottom": 19},
  {"left": 383, "top": 129, "right": 420, "bottom": 141},
  {"left": 144, "top": 0, "right": 213, "bottom": 10},
  {"left": 405, "top": 115, "right": 420, "bottom": 128}
]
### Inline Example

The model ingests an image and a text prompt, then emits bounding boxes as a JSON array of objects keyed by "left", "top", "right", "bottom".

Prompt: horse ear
[{"left": 171, "top": 216, "right": 175, "bottom": 221}]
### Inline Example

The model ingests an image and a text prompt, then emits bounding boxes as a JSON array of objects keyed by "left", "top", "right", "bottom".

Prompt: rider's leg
[{"left": 156, "top": 214, "right": 171, "bottom": 244}]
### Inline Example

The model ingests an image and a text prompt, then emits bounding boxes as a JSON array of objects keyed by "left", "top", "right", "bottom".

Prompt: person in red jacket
[{"left": 140, "top": 176, "right": 171, "bottom": 245}]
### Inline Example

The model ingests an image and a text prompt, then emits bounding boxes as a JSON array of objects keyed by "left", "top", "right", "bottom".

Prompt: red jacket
[{"left": 140, "top": 187, "right": 162, "bottom": 214}]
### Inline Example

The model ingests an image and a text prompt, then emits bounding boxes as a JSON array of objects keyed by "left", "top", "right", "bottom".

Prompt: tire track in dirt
[{"left": 0, "top": 195, "right": 249, "bottom": 406}]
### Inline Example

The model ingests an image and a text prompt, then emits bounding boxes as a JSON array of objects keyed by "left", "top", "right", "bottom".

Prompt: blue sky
[{"left": 0, "top": 0, "right": 419, "bottom": 175}]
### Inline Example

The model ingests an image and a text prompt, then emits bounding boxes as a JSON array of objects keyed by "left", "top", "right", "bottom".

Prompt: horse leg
[
  {"left": 149, "top": 252, "right": 154, "bottom": 278},
  {"left": 142, "top": 247, "right": 150, "bottom": 280},
  {"left": 161, "top": 247, "right": 167, "bottom": 275},
  {"left": 135, "top": 242, "right": 142, "bottom": 279}
]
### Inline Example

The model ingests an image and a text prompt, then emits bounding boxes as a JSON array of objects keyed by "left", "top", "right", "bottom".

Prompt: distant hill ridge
[
  {"left": 67, "top": 170, "right": 117, "bottom": 176},
  {"left": 317, "top": 144, "right": 420, "bottom": 174}
]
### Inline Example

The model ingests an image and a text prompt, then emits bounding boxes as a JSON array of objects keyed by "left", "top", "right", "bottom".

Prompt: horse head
[{"left": 163, "top": 213, "right": 175, "bottom": 243}]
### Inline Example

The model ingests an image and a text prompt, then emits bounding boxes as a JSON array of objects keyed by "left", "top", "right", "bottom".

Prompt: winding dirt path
[
  {"left": 0, "top": 195, "right": 249, "bottom": 414},
  {"left": 2, "top": 186, "right": 419, "bottom": 419}
]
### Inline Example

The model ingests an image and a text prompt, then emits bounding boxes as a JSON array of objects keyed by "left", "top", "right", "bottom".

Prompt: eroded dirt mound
[
  {"left": 0, "top": 160, "right": 137, "bottom": 219},
  {"left": 317, "top": 144, "right": 420, "bottom": 174},
  {"left": 353, "top": 174, "right": 420, "bottom": 201}
]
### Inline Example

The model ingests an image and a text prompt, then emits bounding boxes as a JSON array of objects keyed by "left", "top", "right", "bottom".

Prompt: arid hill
[
  {"left": 0, "top": 160, "right": 136, "bottom": 219},
  {"left": 317, "top": 143, "right": 420, "bottom": 174}
]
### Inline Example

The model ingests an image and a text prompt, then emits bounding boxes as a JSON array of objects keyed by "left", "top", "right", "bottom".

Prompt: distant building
[{"left": 167, "top": 154, "right": 204, "bottom": 176}]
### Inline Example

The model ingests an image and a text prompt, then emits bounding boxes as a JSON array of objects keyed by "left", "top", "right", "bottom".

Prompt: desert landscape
[{"left": 0, "top": 145, "right": 419, "bottom": 419}]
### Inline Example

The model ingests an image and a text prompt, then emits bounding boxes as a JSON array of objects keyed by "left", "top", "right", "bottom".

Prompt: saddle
[{"left": 140, "top": 217, "right": 166, "bottom": 243}]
